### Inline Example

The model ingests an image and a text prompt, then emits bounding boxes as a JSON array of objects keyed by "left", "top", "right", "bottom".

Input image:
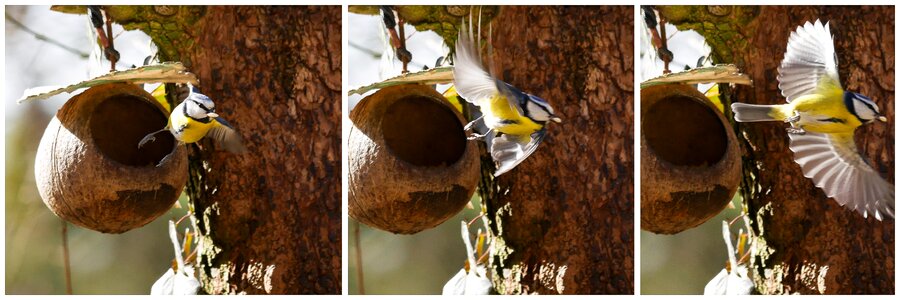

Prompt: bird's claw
[
  {"left": 155, "top": 153, "right": 173, "bottom": 167},
  {"left": 468, "top": 133, "right": 487, "bottom": 141},
  {"left": 786, "top": 127, "right": 806, "bottom": 135},
  {"left": 464, "top": 116, "right": 483, "bottom": 132},
  {"left": 785, "top": 114, "right": 800, "bottom": 123},
  {"left": 138, "top": 135, "right": 156, "bottom": 149},
  {"left": 785, "top": 112, "right": 801, "bottom": 128}
]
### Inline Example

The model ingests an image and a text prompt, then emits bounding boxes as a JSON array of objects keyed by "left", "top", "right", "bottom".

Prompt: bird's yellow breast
[
  {"left": 786, "top": 92, "right": 862, "bottom": 134},
  {"left": 484, "top": 94, "right": 543, "bottom": 136},
  {"left": 169, "top": 112, "right": 217, "bottom": 144}
]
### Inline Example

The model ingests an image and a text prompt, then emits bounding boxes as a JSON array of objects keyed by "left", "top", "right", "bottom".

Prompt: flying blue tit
[
  {"left": 730, "top": 20, "right": 893, "bottom": 220},
  {"left": 139, "top": 85, "right": 247, "bottom": 166},
  {"left": 453, "top": 16, "right": 561, "bottom": 177}
]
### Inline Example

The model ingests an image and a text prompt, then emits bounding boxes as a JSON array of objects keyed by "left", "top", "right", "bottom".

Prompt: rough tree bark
[
  {"left": 60, "top": 6, "right": 342, "bottom": 294},
  {"left": 659, "top": 6, "right": 894, "bottom": 294},
  {"left": 483, "top": 6, "right": 634, "bottom": 295}
]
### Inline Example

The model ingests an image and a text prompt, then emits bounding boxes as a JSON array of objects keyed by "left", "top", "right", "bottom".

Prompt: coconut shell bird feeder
[
  {"left": 641, "top": 83, "right": 741, "bottom": 234},
  {"left": 34, "top": 83, "right": 188, "bottom": 234},
  {"left": 349, "top": 84, "right": 481, "bottom": 234}
]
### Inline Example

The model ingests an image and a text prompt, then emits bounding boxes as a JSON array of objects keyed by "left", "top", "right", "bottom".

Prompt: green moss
[
  {"left": 657, "top": 6, "right": 760, "bottom": 64},
  {"left": 347, "top": 5, "right": 379, "bottom": 16},
  {"left": 348, "top": 5, "right": 499, "bottom": 49},
  {"left": 52, "top": 5, "right": 206, "bottom": 64}
]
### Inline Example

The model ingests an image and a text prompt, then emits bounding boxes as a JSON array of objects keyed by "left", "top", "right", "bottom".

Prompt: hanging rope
[
  {"left": 379, "top": 6, "right": 412, "bottom": 73},
  {"left": 641, "top": 6, "right": 672, "bottom": 74},
  {"left": 88, "top": 6, "right": 119, "bottom": 71}
]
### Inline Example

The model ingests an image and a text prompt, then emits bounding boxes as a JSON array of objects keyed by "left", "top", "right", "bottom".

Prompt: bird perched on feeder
[
  {"left": 139, "top": 85, "right": 247, "bottom": 166},
  {"left": 453, "top": 16, "right": 561, "bottom": 177},
  {"left": 730, "top": 20, "right": 893, "bottom": 220}
]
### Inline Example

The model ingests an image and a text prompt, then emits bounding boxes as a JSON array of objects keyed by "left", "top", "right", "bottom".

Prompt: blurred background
[
  {"left": 639, "top": 11, "right": 748, "bottom": 295},
  {"left": 5, "top": 6, "right": 192, "bottom": 294},
  {"left": 346, "top": 11, "right": 485, "bottom": 295}
]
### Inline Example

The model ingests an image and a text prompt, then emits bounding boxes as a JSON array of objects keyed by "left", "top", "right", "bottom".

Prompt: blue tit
[
  {"left": 442, "top": 85, "right": 466, "bottom": 114},
  {"left": 730, "top": 20, "right": 893, "bottom": 220},
  {"left": 139, "top": 85, "right": 247, "bottom": 166},
  {"left": 453, "top": 16, "right": 561, "bottom": 177}
]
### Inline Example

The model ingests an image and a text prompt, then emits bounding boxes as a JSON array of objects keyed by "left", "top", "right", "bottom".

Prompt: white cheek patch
[
  {"left": 853, "top": 100, "right": 877, "bottom": 121},
  {"left": 526, "top": 101, "right": 550, "bottom": 121}
]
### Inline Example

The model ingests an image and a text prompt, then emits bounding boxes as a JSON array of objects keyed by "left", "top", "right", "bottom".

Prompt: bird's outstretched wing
[
  {"left": 453, "top": 14, "right": 524, "bottom": 117},
  {"left": 788, "top": 131, "right": 894, "bottom": 220},
  {"left": 777, "top": 19, "right": 842, "bottom": 102},
  {"left": 489, "top": 128, "right": 548, "bottom": 177},
  {"left": 208, "top": 117, "right": 248, "bottom": 154}
]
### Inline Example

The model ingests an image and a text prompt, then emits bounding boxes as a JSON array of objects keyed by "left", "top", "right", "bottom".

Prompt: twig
[
  {"left": 729, "top": 212, "right": 747, "bottom": 226},
  {"left": 467, "top": 212, "right": 485, "bottom": 227},
  {"left": 348, "top": 41, "right": 382, "bottom": 58},
  {"left": 184, "top": 247, "right": 199, "bottom": 265},
  {"left": 348, "top": 41, "right": 427, "bottom": 70},
  {"left": 353, "top": 220, "right": 365, "bottom": 295},
  {"left": 104, "top": 8, "right": 116, "bottom": 71},
  {"left": 659, "top": 17, "right": 672, "bottom": 74},
  {"left": 476, "top": 245, "right": 491, "bottom": 265},
  {"left": 61, "top": 220, "right": 73, "bottom": 295},
  {"left": 175, "top": 212, "right": 191, "bottom": 227},
  {"left": 397, "top": 18, "right": 410, "bottom": 73},
  {"left": 5, "top": 12, "right": 90, "bottom": 58}
]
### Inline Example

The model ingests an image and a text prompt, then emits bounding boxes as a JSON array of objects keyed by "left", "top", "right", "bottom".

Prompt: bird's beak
[
  {"left": 878, "top": 115, "right": 887, "bottom": 122},
  {"left": 551, "top": 116, "right": 562, "bottom": 123},
  {"left": 207, "top": 112, "right": 219, "bottom": 118}
]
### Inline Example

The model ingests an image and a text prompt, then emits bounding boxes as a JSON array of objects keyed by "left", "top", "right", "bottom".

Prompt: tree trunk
[
  {"left": 483, "top": 6, "right": 634, "bottom": 294},
  {"left": 659, "top": 5, "right": 894, "bottom": 294},
  {"left": 97, "top": 6, "right": 342, "bottom": 294}
]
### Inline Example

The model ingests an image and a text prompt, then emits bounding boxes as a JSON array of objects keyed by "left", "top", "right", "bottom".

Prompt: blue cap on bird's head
[
  {"left": 185, "top": 90, "right": 219, "bottom": 120},
  {"left": 844, "top": 92, "right": 886, "bottom": 123}
]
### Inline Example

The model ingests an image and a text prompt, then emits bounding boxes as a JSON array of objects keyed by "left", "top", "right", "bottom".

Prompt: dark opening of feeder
[
  {"left": 381, "top": 95, "right": 466, "bottom": 167},
  {"left": 643, "top": 96, "right": 727, "bottom": 166},
  {"left": 89, "top": 95, "right": 174, "bottom": 166}
]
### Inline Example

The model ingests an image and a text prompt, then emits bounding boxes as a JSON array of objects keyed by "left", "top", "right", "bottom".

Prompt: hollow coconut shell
[
  {"left": 34, "top": 83, "right": 187, "bottom": 234},
  {"left": 349, "top": 84, "right": 480, "bottom": 234},
  {"left": 641, "top": 84, "right": 741, "bottom": 234}
]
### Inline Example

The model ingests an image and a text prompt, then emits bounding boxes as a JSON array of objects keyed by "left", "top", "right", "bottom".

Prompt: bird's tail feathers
[{"left": 731, "top": 103, "right": 780, "bottom": 122}]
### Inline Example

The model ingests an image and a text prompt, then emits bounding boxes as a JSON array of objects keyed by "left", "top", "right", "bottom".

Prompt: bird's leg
[
  {"left": 468, "top": 128, "right": 492, "bottom": 141},
  {"left": 464, "top": 115, "right": 484, "bottom": 132},
  {"left": 156, "top": 142, "right": 182, "bottom": 167},
  {"left": 785, "top": 111, "right": 801, "bottom": 124},
  {"left": 138, "top": 128, "right": 169, "bottom": 148},
  {"left": 784, "top": 111, "right": 805, "bottom": 134},
  {"left": 786, "top": 126, "right": 806, "bottom": 135}
]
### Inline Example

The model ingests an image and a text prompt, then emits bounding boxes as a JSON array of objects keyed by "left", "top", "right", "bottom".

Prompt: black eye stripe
[
  {"left": 183, "top": 101, "right": 213, "bottom": 123},
  {"left": 844, "top": 92, "right": 874, "bottom": 122},
  {"left": 191, "top": 100, "right": 213, "bottom": 112}
]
